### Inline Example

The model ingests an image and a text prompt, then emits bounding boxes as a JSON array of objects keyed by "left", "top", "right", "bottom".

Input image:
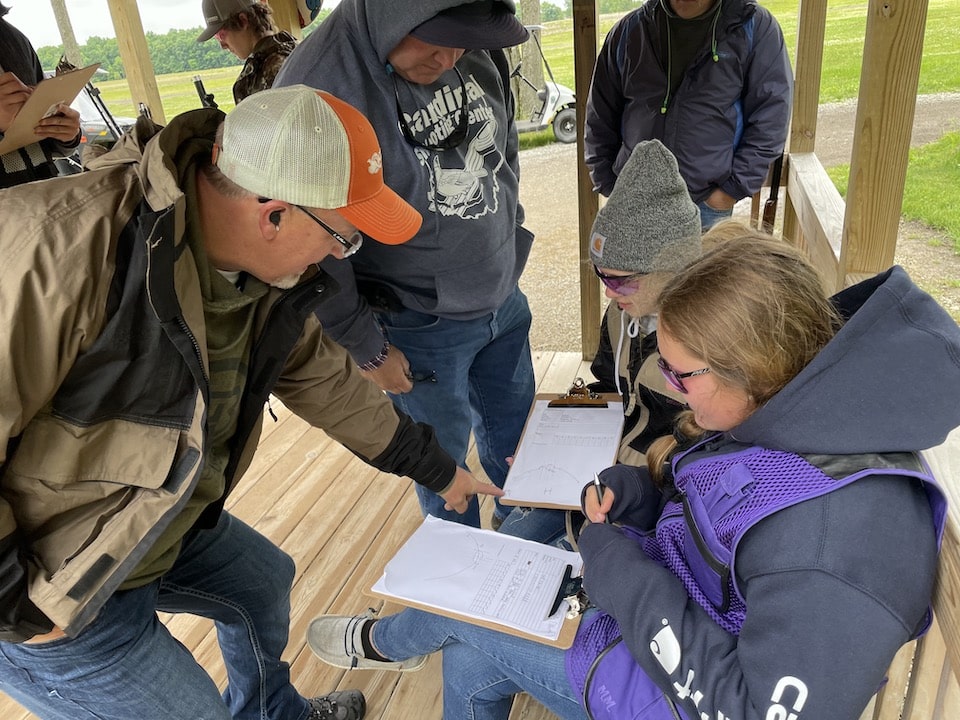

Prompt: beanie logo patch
[{"left": 590, "top": 231, "right": 606, "bottom": 258}]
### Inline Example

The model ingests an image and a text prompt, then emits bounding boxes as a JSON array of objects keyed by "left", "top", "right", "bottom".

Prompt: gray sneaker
[
  {"left": 307, "top": 690, "right": 366, "bottom": 720},
  {"left": 306, "top": 612, "right": 427, "bottom": 672}
]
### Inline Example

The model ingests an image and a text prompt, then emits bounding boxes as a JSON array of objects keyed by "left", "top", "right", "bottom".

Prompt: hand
[
  {"left": 34, "top": 102, "right": 82, "bottom": 143},
  {"left": 440, "top": 466, "right": 505, "bottom": 514},
  {"left": 24, "top": 625, "right": 66, "bottom": 644},
  {"left": 705, "top": 187, "right": 736, "bottom": 211},
  {"left": 0, "top": 71, "right": 32, "bottom": 133},
  {"left": 583, "top": 483, "right": 615, "bottom": 525},
  {"left": 360, "top": 347, "right": 413, "bottom": 394}
]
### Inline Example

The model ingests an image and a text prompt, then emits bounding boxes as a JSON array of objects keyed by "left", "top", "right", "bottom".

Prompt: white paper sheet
[
  {"left": 373, "top": 516, "right": 581, "bottom": 641},
  {"left": 502, "top": 399, "right": 624, "bottom": 508}
]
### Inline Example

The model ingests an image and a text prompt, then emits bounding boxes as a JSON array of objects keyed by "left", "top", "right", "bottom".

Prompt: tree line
[{"left": 34, "top": 1, "right": 642, "bottom": 81}]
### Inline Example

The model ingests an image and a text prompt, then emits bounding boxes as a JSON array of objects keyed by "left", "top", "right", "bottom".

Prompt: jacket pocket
[{"left": 5, "top": 413, "right": 187, "bottom": 572}]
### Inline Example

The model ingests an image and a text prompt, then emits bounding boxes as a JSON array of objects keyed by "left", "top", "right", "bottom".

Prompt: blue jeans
[
  {"left": 372, "top": 609, "right": 588, "bottom": 720},
  {"left": 381, "top": 286, "right": 535, "bottom": 526},
  {"left": 697, "top": 200, "right": 734, "bottom": 231},
  {"left": 0, "top": 513, "right": 311, "bottom": 720},
  {"left": 498, "top": 506, "right": 571, "bottom": 547}
]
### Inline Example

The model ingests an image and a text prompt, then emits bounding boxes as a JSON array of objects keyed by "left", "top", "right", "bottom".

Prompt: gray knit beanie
[{"left": 589, "top": 139, "right": 701, "bottom": 273}]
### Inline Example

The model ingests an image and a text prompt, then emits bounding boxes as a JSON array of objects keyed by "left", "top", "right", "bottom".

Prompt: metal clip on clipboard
[
  {"left": 547, "top": 378, "right": 609, "bottom": 408},
  {"left": 549, "top": 564, "right": 589, "bottom": 619}
]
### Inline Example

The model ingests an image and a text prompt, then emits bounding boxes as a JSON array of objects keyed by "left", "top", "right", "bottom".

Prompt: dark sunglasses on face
[
  {"left": 657, "top": 356, "right": 710, "bottom": 394},
  {"left": 593, "top": 265, "right": 646, "bottom": 295}
]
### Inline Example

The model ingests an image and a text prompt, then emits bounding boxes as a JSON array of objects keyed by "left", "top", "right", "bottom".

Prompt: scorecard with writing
[
  {"left": 501, "top": 396, "right": 624, "bottom": 509},
  {"left": 369, "top": 516, "right": 583, "bottom": 647}
]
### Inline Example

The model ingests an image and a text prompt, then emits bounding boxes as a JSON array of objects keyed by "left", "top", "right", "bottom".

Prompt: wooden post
[
  {"left": 105, "top": 0, "right": 165, "bottom": 123},
  {"left": 572, "top": 0, "right": 600, "bottom": 360},
  {"left": 268, "top": 0, "right": 303, "bottom": 40},
  {"left": 838, "top": 0, "right": 928, "bottom": 286},
  {"left": 782, "top": 0, "right": 828, "bottom": 249}
]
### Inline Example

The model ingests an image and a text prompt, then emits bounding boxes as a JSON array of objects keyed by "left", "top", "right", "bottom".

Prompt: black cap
[{"left": 410, "top": 1, "right": 530, "bottom": 50}]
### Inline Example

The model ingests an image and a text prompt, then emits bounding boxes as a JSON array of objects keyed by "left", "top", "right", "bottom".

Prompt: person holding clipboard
[
  {"left": 306, "top": 226, "right": 957, "bottom": 720},
  {"left": 497, "top": 140, "right": 701, "bottom": 545},
  {"left": 0, "top": 4, "right": 81, "bottom": 188}
]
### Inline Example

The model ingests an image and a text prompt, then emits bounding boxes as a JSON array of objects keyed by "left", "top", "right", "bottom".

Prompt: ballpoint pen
[{"left": 593, "top": 473, "right": 609, "bottom": 523}]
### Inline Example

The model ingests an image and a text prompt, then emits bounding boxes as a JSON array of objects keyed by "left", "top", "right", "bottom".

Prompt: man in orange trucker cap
[{"left": 0, "top": 85, "right": 499, "bottom": 720}]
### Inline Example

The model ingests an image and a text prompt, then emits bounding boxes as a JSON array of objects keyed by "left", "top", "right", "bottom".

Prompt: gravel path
[{"left": 518, "top": 93, "right": 960, "bottom": 351}]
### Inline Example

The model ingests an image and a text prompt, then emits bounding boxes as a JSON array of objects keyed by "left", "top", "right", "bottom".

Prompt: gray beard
[{"left": 270, "top": 274, "right": 301, "bottom": 290}]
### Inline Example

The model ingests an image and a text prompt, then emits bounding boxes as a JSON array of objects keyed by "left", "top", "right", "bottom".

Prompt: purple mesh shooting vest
[{"left": 566, "top": 441, "right": 947, "bottom": 719}]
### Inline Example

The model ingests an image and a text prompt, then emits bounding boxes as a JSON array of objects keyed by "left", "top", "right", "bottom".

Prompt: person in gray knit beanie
[
  {"left": 589, "top": 138, "right": 701, "bottom": 274},
  {"left": 496, "top": 141, "right": 701, "bottom": 547}
]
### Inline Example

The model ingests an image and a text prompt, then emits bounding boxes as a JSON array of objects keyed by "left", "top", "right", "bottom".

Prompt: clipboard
[
  {"left": 0, "top": 63, "right": 100, "bottom": 155},
  {"left": 367, "top": 516, "right": 584, "bottom": 648},
  {"left": 501, "top": 379, "right": 624, "bottom": 510}
]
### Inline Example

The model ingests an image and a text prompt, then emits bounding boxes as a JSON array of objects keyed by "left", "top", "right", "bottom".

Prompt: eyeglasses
[
  {"left": 294, "top": 205, "right": 364, "bottom": 258},
  {"left": 593, "top": 265, "right": 646, "bottom": 296},
  {"left": 657, "top": 356, "right": 710, "bottom": 394},
  {"left": 393, "top": 67, "right": 469, "bottom": 151},
  {"left": 405, "top": 369, "right": 438, "bottom": 384}
]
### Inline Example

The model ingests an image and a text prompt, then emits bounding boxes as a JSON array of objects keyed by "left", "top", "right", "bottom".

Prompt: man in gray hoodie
[{"left": 276, "top": 0, "right": 534, "bottom": 528}]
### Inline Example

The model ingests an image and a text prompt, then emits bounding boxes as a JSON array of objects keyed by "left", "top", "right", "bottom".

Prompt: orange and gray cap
[{"left": 215, "top": 85, "right": 422, "bottom": 245}]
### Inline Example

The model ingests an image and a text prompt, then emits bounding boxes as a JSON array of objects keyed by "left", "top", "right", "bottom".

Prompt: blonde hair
[{"left": 647, "top": 223, "right": 843, "bottom": 484}]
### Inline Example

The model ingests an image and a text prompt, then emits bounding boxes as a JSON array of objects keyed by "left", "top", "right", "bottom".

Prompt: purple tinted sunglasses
[
  {"left": 593, "top": 265, "right": 646, "bottom": 295},
  {"left": 657, "top": 356, "right": 710, "bottom": 394}
]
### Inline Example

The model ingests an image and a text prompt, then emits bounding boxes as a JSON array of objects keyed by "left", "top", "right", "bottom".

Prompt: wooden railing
[{"left": 858, "top": 430, "right": 960, "bottom": 719}]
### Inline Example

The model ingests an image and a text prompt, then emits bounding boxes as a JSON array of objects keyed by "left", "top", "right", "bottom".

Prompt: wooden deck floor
[{"left": 1, "top": 351, "right": 591, "bottom": 720}]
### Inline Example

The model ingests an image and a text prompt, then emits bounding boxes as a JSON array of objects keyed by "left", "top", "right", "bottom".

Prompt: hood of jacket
[
  {"left": 731, "top": 266, "right": 960, "bottom": 455},
  {"left": 85, "top": 108, "right": 225, "bottom": 214}
]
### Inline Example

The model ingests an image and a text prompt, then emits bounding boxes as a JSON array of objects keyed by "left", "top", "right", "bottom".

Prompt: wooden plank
[
  {"left": 839, "top": 0, "right": 928, "bottom": 277},
  {"left": 572, "top": 0, "right": 601, "bottom": 360},
  {"left": 105, "top": 0, "right": 165, "bottom": 123},
  {"left": 870, "top": 639, "right": 917, "bottom": 720},
  {"left": 782, "top": 0, "right": 828, "bottom": 244},
  {"left": 940, "top": 664, "right": 960, "bottom": 718},
  {"left": 902, "top": 615, "right": 948, "bottom": 719},
  {"left": 785, "top": 152, "right": 845, "bottom": 292}
]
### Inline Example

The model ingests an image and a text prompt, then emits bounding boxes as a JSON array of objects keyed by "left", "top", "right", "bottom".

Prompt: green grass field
[{"left": 92, "top": 1, "right": 960, "bottom": 249}]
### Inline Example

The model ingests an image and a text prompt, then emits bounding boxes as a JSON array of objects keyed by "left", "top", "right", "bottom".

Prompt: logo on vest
[
  {"left": 651, "top": 618, "right": 734, "bottom": 720},
  {"left": 765, "top": 676, "right": 808, "bottom": 720}
]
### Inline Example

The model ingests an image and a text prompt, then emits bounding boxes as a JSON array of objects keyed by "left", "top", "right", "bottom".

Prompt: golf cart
[{"left": 512, "top": 27, "right": 578, "bottom": 144}]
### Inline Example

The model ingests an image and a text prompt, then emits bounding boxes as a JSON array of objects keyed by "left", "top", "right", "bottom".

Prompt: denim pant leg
[
  {"left": 467, "top": 287, "right": 535, "bottom": 519},
  {"left": 497, "top": 506, "right": 570, "bottom": 546},
  {"left": 0, "top": 583, "right": 231, "bottom": 720},
  {"left": 696, "top": 200, "right": 734, "bottom": 231},
  {"left": 382, "top": 287, "right": 535, "bottom": 526},
  {"left": 371, "top": 609, "right": 586, "bottom": 720},
  {"left": 157, "top": 512, "right": 308, "bottom": 720}
]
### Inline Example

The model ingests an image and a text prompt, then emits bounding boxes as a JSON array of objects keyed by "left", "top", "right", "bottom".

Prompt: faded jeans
[
  {"left": 372, "top": 608, "right": 589, "bottom": 720},
  {"left": 0, "top": 513, "right": 312, "bottom": 720},
  {"left": 382, "top": 286, "right": 535, "bottom": 527}
]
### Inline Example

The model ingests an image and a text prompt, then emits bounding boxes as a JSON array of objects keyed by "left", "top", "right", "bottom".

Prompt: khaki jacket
[{"left": 0, "top": 109, "right": 451, "bottom": 640}]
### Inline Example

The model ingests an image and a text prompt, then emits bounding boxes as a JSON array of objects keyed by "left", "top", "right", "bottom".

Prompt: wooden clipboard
[
  {"left": 367, "top": 584, "right": 583, "bottom": 649},
  {"left": 0, "top": 63, "right": 100, "bottom": 155},
  {"left": 366, "top": 517, "right": 584, "bottom": 648},
  {"left": 500, "top": 382, "right": 624, "bottom": 510}
]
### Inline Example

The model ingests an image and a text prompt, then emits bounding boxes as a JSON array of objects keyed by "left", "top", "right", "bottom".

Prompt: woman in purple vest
[{"left": 306, "top": 227, "right": 958, "bottom": 720}]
